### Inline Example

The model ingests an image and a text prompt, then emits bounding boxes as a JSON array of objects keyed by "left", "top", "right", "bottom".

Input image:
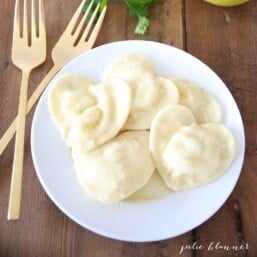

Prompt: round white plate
[{"left": 31, "top": 40, "right": 245, "bottom": 242}]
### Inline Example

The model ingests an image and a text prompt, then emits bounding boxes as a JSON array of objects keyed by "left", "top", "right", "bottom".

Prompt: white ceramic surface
[{"left": 31, "top": 40, "right": 245, "bottom": 242}]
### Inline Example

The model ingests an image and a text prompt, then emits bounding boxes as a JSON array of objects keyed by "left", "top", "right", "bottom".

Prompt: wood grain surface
[{"left": 0, "top": 0, "right": 256, "bottom": 256}]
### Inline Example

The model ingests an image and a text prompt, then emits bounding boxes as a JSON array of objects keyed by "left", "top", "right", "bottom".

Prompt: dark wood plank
[
  {"left": 185, "top": 0, "right": 257, "bottom": 256},
  {"left": 126, "top": 0, "right": 185, "bottom": 48}
]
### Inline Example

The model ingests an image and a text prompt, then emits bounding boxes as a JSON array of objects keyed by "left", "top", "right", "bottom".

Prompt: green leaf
[
  {"left": 134, "top": 16, "right": 150, "bottom": 35},
  {"left": 82, "top": 0, "right": 158, "bottom": 35},
  {"left": 125, "top": 0, "right": 158, "bottom": 34}
]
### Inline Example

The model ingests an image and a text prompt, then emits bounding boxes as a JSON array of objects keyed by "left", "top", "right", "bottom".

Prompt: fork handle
[
  {"left": 0, "top": 65, "right": 60, "bottom": 156},
  {"left": 8, "top": 69, "right": 31, "bottom": 220}
]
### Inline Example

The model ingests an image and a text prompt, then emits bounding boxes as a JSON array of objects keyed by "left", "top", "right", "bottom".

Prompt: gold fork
[
  {"left": 8, "top": 0, "right": 47, "bottom": 220},
  {"left": 0, "top": 0, "right": 107, "bottom": 157}
]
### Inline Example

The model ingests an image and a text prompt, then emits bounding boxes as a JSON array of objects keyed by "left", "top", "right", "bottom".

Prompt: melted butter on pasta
[{"left": 127, "top": 170, "right": 170, "bottom": 202}]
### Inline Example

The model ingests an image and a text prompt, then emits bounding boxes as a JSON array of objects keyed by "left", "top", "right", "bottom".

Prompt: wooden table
[{"left": 1, "top": 0, "right": 257, "bottom": 256}]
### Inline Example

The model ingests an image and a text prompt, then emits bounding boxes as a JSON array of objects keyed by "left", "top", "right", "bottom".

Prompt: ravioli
[
  {"left": 150, "top": 105, "right": 196, "bottom": 183},
  {"left": 150, "top": 105, "right": 236, "bottom": 191},
  {"left": 103, "top": 54, "right": 155, "bottom": 86},
  {"left": 48, "top": 74, "right": 94, "bottom": 140},
  {"left": 104, "top": 54, "right": 179, "bottom": 129},
  {"left": 72, "top": 131, "right": 155, "bottom": 203},
  {"left": 48, "top": 73, "right": 132, "bottom": 152},
  {"left": 170, "top": 76, "right": 222, "bottom": 123},
  {"left": 162, "top": 124, "right": 236, "bottom": 190}
]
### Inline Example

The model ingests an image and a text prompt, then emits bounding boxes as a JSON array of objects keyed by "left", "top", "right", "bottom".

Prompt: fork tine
[
  {"left": 65, "top": 0, "right": 87, "bottom": 35},
  {"left": 87, "top": 6, "right": 107, "bottom": 46},
  {"left": 23, "top": 0, "right": 28, "bottom": 42},
  {"left": 13, "top": 0, "right": 21, "bottom": 39},
  {"left": 81, "top": 3, "right": 100, "bottom": 42},
  {"left": 38, "top": 0, "right": 46, "bottom": 37},
  {"left": 72, "top": 0, "right": 94, "bottom": 41},
  {"left": 31, "top": 0, "right": 37, "bottom": 39}
]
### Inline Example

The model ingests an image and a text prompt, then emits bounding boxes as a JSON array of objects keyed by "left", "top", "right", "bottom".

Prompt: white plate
[{"left": 31, "top": 40, "right": 245, "bottom": 242}]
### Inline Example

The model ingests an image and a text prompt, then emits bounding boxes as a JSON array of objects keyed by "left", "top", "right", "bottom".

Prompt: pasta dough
[
  {"left": 48, "top": 73, "right": 132, "bottom": 152},
  {"left": 104, "top": 54, "right": 179, "bottom": 129},
  {"left": 170, "top": 76, "right": 222, "bottom": 123},
  {"left": 72, "top": 131, "right": 155, "bottom": 203},
  {"left": 48, "top": 74, "right": 94, "bottom": 140},
  {"left": 150, "top": 105, "right": 236, "bottom": 191}
]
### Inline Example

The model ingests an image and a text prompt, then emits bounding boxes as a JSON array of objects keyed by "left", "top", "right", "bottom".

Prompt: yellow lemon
[{"left": 204, "top": 0, "right": 249, "bottom": 6}]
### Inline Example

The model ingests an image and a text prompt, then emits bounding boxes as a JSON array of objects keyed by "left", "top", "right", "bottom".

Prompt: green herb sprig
[{"left": 83, "top": 0, "right": 158, "bottom": 35}]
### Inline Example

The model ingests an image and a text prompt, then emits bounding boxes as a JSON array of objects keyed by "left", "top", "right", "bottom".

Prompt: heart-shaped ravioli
[
  {"left": 169, "top": 76, "right": 222, "bottom": 123},
  {"left": 48, "top": 73, "right": 132, "bottom": 152},
  {"left": 48, "top": 74, "right": 94, "bottom": 140},
  {"left": 104, "top": 54, "right": 179, "bottom": 129},
  {"left": 150, "top": 105, "right": 236, "bottom": 191},
  {"left": 104, "top": 54, "right": 155, "bottom": 85},
  {"left": 72, "top": 131, "right": 155, "bottom": 204},
  {"left": 150, "top": 105, "right": 196, "bottom": 179}
]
